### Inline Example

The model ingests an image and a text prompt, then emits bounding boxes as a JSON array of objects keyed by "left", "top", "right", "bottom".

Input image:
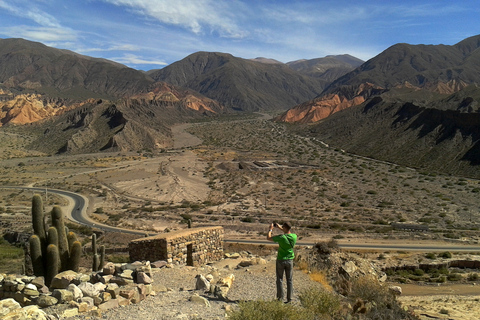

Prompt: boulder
[
  {"left": 136, "top": 272, "right": 152, "bottom": 284},
  {"left": 78, "top": 282, "right": 101, "bottom": 298},
  {"left": 52, "top": 289, "right": 74, "bottom": 303},
  {"left": 190, "top": 294, "right": 210, "bottom": 307},
  {"left": 98, "top": 298, "right": 119, "bottom": 311},
  {"left": 389, "top": 286, "right": 402, "bottom": 296},
  {"left": 67, "top": 283, "right": 83, "bottom": 300},
  {"left": 102, "top": 262, "right": 116, "bottom": 275},
  {"left": 0, "top": 298, "right": 21, "bottom": 317},
  {"left": 3, "top": 305, "right": 49, "bottom": 320},
  {"left": 30, "top": 277, "right": 45, "bottom": 289},
  {"left": 151, "top": 260, "right": 167, "bottom": 268},
  {"left": 195, "top": 275, "right": 210, "bottom": 291},
  {"left": 36, "top": 295, "right": 58, "bottom": 308},
  {"left": 50, "top": 270, "right": 78, "bottom": 289},
  {"left": 217, "top": 274, "right": 235, "bottom": 288}
]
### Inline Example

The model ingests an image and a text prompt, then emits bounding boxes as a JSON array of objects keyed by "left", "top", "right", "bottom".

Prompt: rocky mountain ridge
[{"left": 279, "top": 34, "right": 480, "bottom": 124}]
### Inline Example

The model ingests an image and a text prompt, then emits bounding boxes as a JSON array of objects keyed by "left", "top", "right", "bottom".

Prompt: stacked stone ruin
[{"left": 129, "top": 226, "right": 224, "bottom": 266}]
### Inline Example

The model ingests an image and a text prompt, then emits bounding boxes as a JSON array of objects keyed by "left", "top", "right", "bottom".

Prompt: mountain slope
[
  {"left": 279, "top": 35, "right": 480, "bottom": 123},
  {"left": 287, "top": 54, "right": 363, "bottom": 82},
  {"left": 29, "top": 82, "right": 224, "bottom": 154},
  {"left": 148, "top": 52, "right": 327, "bottom": 112},
  {"left": 0, "top": 38, "right": 154, "bottom": 99},
  {"left": 303, "top": 85, "right": 480, "bottom": 178}
]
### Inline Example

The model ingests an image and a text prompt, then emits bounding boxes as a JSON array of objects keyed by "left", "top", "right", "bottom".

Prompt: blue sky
[{"left": 0, "top": 0, "right": 478, "bottom": 70}]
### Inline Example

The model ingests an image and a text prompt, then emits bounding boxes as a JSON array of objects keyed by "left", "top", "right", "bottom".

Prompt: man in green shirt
[{"left": 267, "top": 222, "right": 297, "bottom": 303}]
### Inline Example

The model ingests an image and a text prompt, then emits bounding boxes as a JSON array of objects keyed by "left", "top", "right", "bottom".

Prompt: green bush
[
  {"left": 425, "top": 252, "right": 436, "bottom": 259},
  {"left": 299, "top": 287, "right": 341, "bottom": 317},
  {"left": 447, "top": 273, "right": 462, "bottom": 281},
  {"left": 467, "top": 273, "right": 479, "bottom": 281},
  {"left": 439, "top": 251, "right": 452, "bottom": 259},
  {"left": 227, "top": 300, "right": 313, "bottom": 320}
]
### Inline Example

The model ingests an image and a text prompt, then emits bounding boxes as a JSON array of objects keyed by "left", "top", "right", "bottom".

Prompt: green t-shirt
[{"left": 273, "top": 233, "right": 297, "bottom": 260}]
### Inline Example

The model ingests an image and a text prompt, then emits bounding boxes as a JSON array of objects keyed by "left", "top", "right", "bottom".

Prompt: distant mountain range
[
  {"left": 2, "top": 35, "right": 480, "bottom": 178},
  {"left": 147, "top": 52, "right": 360, "bottom": 112}
]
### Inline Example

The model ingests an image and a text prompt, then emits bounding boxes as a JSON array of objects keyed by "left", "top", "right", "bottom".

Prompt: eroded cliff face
[{"left": 277, "top": 80, "right": 471, "bottom": 124}]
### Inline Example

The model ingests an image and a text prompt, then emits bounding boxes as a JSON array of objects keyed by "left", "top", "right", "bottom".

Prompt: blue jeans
[{"left": 276, "top": 259, "right": 293, "bottom": 302}]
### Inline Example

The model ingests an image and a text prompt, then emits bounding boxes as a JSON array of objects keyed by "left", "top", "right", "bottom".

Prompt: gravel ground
[{"left": 64, "top": 254, "right": 323, "bottom": 320}]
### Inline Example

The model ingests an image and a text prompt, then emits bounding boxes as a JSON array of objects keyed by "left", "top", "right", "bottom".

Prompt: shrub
[
  {"left": 439, "top": 251, "right": 452, "bottom": 259},
  {"left": 467, "top": 273, "right": 479, "bottom": 281},
  {"left": 425, "top": 252, "right": 436, "bottom": 259},
  {"left": 227, "top": 300, "right": 313, "bottom": 320},
  {"left": 299, "top": 287, "right": 341, "bottom": 317},
  {"left": 447, "top": 273, "right": 462, "bottom": 281}
]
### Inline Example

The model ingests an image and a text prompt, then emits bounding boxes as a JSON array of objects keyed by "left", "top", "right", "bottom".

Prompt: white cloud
[
  {"left": 0, "top": 25, "right": 77, "bottom": 42},
  {"left": 0, "top": 1, "right": 61, "bottom": 28},
  {"left": 112, "top": 53, "right": 167, "bottom": 66},
  {"left": 101, "top": 0, "right": 247, "bottom": 38}
]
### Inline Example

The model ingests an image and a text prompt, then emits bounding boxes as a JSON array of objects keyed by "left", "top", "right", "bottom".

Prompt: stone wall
[{"left": 129, "top": 227, "right": 224, "bottom": 267}]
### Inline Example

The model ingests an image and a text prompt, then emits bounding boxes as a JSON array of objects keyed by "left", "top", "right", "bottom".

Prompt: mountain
[
  {"left": 279, "top": 35, "right": 480, "bottom": 124},
  {"left": 0, "top": 38, "right": 154, "bottom": 99},
  {"left": 286, "top": 54, "right": 363, "bottom": 82},
  {"left": 302, "top": 85, "right": 480, "bottom": 178},
  {"left": 29, "top": 82, "right": 224, "bottom": 154},
  {"left": 147, "top": 52, "right": 327, "bottom": 112}
]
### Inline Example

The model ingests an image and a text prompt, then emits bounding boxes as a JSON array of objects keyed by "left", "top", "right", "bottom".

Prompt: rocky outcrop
[{"left": 0, "top": 261, "right": 158, "bottom": 318}]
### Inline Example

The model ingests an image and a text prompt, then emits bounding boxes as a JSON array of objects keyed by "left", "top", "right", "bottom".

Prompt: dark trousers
[{"left": 276, "top": 259, "right": 293, "bottom": 301}]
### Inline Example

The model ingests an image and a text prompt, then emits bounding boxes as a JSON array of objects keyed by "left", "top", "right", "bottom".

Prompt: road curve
[
  {"left": 4, "top": 186, "right": 480, "bottom": 252},
  {"left": 1, "top": 186, "right": 149, "bottom": 236}
]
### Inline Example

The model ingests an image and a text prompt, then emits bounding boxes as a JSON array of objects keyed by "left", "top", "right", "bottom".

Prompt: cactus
[
  {"left": 31, "top": 195, "right": 46, "bottom": 249},
  {"left": 47, "top": 226, "right": 58, "bottom": 247},
  {"left": 99, "top": 245, "right": 105, "bottom": 271},
  {"left": 92, "top": 254, "right": 99, "bottom": 271},
  {"left": 29, "top": 235, "right": 44, "bottom": 277},
  {"left": 51, "top": 206, "right": 69, "bottom": 271},
  {"left": 67, "top": 232, "right": 77, "bottom": 252},
  {"left": 69, "top": 241, "right": 82, "bottom": 272},
  {"left": 45, "top": 244, "right": 59, "bottom": 286}
]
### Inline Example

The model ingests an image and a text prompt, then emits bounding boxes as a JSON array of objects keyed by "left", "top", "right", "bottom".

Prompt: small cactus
[
  {"left": 31, "top": 195, "right": 46, "bottom": 249},
  {"left": 67, "top": 232, "right": 77, "bottom": 252},
  {"left": 69, "top": 241, "right": 82, "bottom": 272},
  {"left": 45, "top": 244, "right": 59, "bottom": 286},
  {"left": 29, "top": 235, "right": 44, "bottom": 277},
  {"left": 51, "top": 206, "right": 69, "bottom": 271},
  {"left": 47, "top": 226, "right": 58, "bottom": 247}
]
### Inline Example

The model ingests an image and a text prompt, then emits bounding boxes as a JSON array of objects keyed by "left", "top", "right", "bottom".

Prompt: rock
[
  {"left": 105, "top": 283, "right": 120, "bottom": 298},
  {"left": 152, "top": 284, "right": 168, "bottom": 293},
  {"left": 80, "top": 296, "right": 95, "bottom": 307},
  {"left": 50, "top": 271, "right": 78, "bottom": 289},
  {"left": 75, "top": 273, "right": 91, "bottom": 284},
  {"left": 214, "top": 286, "right": 229, "bottom": 301},
  {"left": 378, "top": 272, "right": 387, "bottom": 283},
  {"left": 103, "top": 262, "right": 116, "bottom": 275},
  {"left": 340, "top": 261, "right": 358, "bottom": 278},
  {"left": 23, "top": 287, "right": 40, "bottom": 297},
  {"left": 190, "top": 294, "right": 210, "bottom": 307},
  {"left": 98, "top": 298, "right": 119, "bottom": 311},
  {"left": 24, "top": 283, "right": 37, "bottom": 291},
  {"left": 151, "top": 260, "right": 168, "bottom": 268},
  {"left": 3, "top": 305, "right": 49, "bottom": 320},
  {"left": 93, "top": 282, "right": 106, "bottom": 292},
  {"left": 254, "top": 257, "right": 267, "bottom": 265},
  {"left": 389, "top": 286, "right": 402, "bottom": 296},
  {"left": 99, "top": 292, "right": 112, "bottom": 303},
  {"left": 238, "top": 260, "right": 254, "bottom": 268},
  {"left": 109, "top": 276, "right": 132, "bottom": 286},
  {"left": 205, "top": 274, "right": 214, "bottom": 282},
  {"left": 224, "top": 253, "right": 240, "bottom": 259},
  {"left": 117, "top": 296, "right": 130, "bottom": 306},
  {"left": 91, "top": 272, "right": 106, "bottom": 284},
  {"left": 119, "top": 269, "right": 134, "bottom": 280},
  {"left": 195, "top": 275, "right": 210, "bottom": 291},
  {"left": 136, "top": 272, "right": 153, "bottom": 284},
  {"left": 60, "top": 307, "right": 78, "bottom": 318},
  {"left": 52, "top": 289, "right": 74, "bottom": 303},
  {"left": 0, "top": 298, "right": 21, "bottom": 317},
  {"left": 30, "top": 277, "right": 45, "bottom": 289},
  {"left": 119, "top": 288, "right": 137, "bottom": 300},
  {"left": 78, "top": 282, "right": 101, "bottom": 298},
  {"left": 217, "top": 274, "right": 235, "bottom": 288},
  {"left": 67, "top": 283, "right": 83, "bottom": 300},
  {"left": 36, "top": 295, "right": 58, "bottom": 308}
]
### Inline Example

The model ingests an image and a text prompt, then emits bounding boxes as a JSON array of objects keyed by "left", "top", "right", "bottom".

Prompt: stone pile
[{"left": 0, "top": 260, "right": 157, "bottom": 319}]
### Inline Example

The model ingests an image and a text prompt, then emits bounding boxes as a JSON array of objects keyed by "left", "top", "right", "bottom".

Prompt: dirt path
[{"left": 171, "top": 123, "right": 203, "bottom": 149}]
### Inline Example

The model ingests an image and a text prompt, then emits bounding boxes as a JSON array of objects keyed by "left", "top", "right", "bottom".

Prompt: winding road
[{"left": 3, "top": 185, "right": 480, "bottom": 252}]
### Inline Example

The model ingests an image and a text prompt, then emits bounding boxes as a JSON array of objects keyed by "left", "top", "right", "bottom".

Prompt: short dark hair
[{"left": 282, "top": 222, "right": 291, "bottom": 231}]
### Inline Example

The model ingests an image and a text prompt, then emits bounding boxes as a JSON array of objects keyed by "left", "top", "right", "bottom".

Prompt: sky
[{"left": 0, "top": 0, "right": 479, "bottom": 71}]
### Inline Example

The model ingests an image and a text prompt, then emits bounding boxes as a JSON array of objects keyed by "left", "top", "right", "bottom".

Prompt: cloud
[
  {"left": 112, "top": 53, "right": 167, "bottom": 66},
  {"left": 0, "top": 1, "right": 61, "bottom": 28},
  {"left": 101, "top": 0, "right": 247, "bottom": 38},
  {"left": 0, "top": 25, "right": 77, "bottom": 42}
]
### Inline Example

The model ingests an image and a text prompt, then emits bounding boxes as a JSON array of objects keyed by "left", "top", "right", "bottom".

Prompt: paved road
[
  {"left": 224, "top": 239, "right": 480, "bottom": 252},
  {"left": 5, "top": 186, "right": 480, "bottom": 252},
  {"left": 1, "top": 186, "right": 149, "bottom": 236}
]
